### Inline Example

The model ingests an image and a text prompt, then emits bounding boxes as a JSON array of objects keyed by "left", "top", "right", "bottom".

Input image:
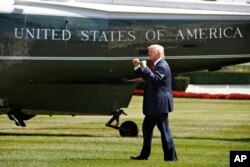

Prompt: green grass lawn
[{"left": 0, "top": 97, "right": 249, "bottom": 167}]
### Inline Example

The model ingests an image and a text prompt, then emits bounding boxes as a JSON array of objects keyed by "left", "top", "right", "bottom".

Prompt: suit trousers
[{"left": 140, "top": 113, "right": 177, "bottom": 161}]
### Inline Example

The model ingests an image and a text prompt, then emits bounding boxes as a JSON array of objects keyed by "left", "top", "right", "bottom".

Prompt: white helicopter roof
[{"left": 1, "top": 0, "right": 250, "bottom": 19}]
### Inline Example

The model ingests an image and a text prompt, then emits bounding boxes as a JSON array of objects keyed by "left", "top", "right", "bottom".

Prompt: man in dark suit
[{"left": 131, "top": 44, "right": 177, "bottom": 161}]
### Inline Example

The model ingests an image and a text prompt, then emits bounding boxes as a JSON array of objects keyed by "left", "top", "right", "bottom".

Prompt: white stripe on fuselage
[{"left": 0, "top": 54, "right": 249, "bottom": 61}]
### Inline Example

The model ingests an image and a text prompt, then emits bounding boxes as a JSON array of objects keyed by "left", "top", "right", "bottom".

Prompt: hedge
[
  {"left": 181, "top": 71, "right": 250, "bottom": 85},
  {"left": 172, "top": 76, "right": 190, "bottom": 91}
]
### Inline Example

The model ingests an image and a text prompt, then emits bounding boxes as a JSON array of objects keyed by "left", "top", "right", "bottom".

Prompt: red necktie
[{"left": 150, "top": 64, "right": 155, "bottom": 71}]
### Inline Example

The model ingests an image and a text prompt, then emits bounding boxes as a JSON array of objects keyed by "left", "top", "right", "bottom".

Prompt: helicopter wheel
[{"left": 119, "top": 121, "right": 138, "bottom": 137}]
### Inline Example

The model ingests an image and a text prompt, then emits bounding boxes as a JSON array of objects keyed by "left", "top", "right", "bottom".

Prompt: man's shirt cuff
[{"left": 134, "top": 65, "right": 141, "bottom": 71}]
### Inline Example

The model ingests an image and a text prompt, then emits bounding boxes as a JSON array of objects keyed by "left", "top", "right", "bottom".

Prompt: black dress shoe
[{"left": 131, "top": 156, "right": 148, "bottom": 160}]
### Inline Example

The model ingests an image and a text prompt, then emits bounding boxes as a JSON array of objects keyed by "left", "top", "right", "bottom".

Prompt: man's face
[{"left": 148, "top": 48, "right": 158, "bottom": 62}]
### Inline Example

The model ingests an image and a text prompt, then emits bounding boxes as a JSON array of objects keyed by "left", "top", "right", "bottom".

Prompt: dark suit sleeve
[{"left": 135, "top": 66, "right": 165, "bottom": 84}]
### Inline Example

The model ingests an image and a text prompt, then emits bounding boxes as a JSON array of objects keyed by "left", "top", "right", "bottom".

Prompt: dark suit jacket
[{"left": 135, "top": 59, "right": 173, "bottom": 115}]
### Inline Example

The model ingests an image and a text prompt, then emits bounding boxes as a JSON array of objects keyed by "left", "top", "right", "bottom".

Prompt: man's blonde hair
[{"left": 148, "top": 44, "right": 165, "bottom": 57}]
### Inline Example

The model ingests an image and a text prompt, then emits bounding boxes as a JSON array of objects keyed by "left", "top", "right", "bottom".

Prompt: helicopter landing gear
[
  {"left": 106, "top": 109, "right": 138, "bottom": 137},
  {"left": 7, "top": 108, "right": 35, "bottom": 127}
]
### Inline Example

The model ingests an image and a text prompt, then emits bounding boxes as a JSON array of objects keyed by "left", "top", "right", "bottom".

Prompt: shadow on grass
[
  {"left": 0, "top": 132, "right": 106, "bottom": 138},
  {"left": 175, "top": 136, "right": 250, "bottom": 143},
  {"left": 63, "top": 158, "right": 132, "bottom": 161},
  {"left": 0, "top": 132, "right": 249, "bottom": 143}
]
